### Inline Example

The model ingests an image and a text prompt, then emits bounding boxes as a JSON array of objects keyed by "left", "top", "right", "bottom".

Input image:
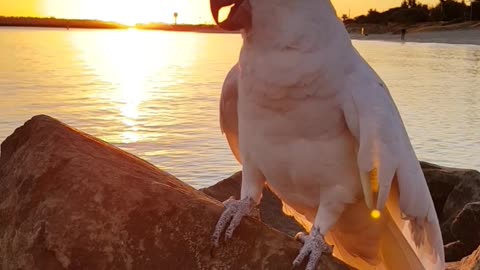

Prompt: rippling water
[{"left": 0, "top": 27, "right": 479, "bottom": 188}]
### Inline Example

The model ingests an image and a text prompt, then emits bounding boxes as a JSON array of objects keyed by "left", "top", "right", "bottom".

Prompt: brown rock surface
[
  {"left": 443, "top": 170, "right": 480, "bottom": 224},
  {"left": 420, "top": 161, "right": 466, "bottom": 223},
  {"left": 0, "top": 115, "right": 354, "bottom": 270},
  {"left": 447, "top": 261, "right": 462, "bottom": 270},
  {"left": 445, "top": 241, "right": 473, "bottom": 262},
  {"left": 449, "top": 246, "right": 480, "bottom": 270},
  {"left": 459, "top": 246, "right": 480, "bottom": 270},
  {"left": 420, "top": 161, "right": 480, "bottom": 261},
  {"left": 451, "top": 203, "right": 480, "bottom": 250}
]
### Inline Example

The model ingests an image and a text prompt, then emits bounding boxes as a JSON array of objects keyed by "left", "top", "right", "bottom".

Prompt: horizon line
[{"left": 0, "top": 15, "right": 217, "bottom": 26}]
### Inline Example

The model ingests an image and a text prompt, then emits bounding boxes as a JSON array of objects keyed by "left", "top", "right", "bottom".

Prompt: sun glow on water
[{"left": 70, "top": 29, "right": 198, "bottom": 144}]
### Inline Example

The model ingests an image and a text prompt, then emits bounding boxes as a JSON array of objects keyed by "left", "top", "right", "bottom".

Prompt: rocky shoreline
[{"left": 0, "top": 115, "right": 478, "bottom": 269}]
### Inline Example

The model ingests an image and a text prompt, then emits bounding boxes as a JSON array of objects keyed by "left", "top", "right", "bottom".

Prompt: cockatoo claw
[
  {"left": 212, "top": 196, "right": 255, "bottom": 246},
  {"left": 292, "top": 227, "right": 333, "bottom": 270}
]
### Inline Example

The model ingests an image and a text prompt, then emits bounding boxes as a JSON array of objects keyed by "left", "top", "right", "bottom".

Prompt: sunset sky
[{"left": 1, "top": 0, "right": 439, "bottom": 25}]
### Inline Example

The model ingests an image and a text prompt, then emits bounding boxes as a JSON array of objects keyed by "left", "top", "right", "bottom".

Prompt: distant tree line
[
  {"left": 0, "top": 16, "right": 127, "bottom": 29},
  {"left": 342, "top": 0, "right": 480, "bottom": 24}
]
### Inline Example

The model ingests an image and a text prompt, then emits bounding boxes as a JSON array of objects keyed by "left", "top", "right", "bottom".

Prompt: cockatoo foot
[
  {"left": 212, "top": 196, "right": 255, "bottom": 246},
  {"left": 292, "top": 227, "right": 333, "bottom": 270}
]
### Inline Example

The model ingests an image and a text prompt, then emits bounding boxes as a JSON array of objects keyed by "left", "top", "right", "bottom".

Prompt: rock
[
  {"left": 420, "top": 161, "right": 480, "bottom": 254},
  {"left": 444, "top": 171, "right": 480, "bottom": 223},
  {"left": 445, "top": 246, "right": 480, "bottom": 270},
  {"left": 446, "top": 261, "right": 462, "bottom": 270},
  {"left": 443, "top": 169, "right": 480, "bottom": 261},
  {"left": 445, "top": 241, "right": 472, "bottom": 262},
  {"left": 451, "top": 203, "right": 480, "bottom": 254},
  {"left": 420, "top": 161, "right": 466, "bottom": 223},
  {"left": 201, "top": 171, "right": 304, "bottom": 237},
  {"left": 442, "top": 221, "right": 458, "bottom": 248},
  {"left": 451, "top": 202, "right": 480, "bottom": 244},
  {"left": 0, "top": 115, "right": 354, "bottom": 270},
  {"left": 459, "top": 246, "right": 480, "bottom": 270},
  {"left": 420, "top": 161, "right": 445, "bottom": 170}
]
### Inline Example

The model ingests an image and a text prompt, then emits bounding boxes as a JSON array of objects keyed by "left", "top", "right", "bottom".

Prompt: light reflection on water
[
  {"left": 0, "top": 27, "right": 478, "bottom": 188},
  {"left": 354, "top": 41, "right": 480, "bottom": 170}
]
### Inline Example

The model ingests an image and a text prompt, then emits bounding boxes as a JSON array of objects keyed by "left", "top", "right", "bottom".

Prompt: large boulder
[
  {"left": 0, "top": 115, "right": 353, "bottom": 270},
  {"left": 420, "top": 161, "right": 480, "bottom": 261}
]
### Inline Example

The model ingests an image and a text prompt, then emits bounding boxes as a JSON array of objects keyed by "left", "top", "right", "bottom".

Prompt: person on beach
[{"left": 401, "top": 28, "right": 407, "bottom": 41}]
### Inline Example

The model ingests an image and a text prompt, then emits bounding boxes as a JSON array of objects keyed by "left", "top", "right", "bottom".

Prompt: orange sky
[{"left": 0, "top": 0, "right": 439, "bottom": 25}]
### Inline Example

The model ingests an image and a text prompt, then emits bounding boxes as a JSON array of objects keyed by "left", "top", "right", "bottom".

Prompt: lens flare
[{"left": 370, "top": 209, "right": 381, "bottom": 219}]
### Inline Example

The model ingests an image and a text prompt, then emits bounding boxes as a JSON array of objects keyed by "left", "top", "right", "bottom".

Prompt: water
[{"left": 0, "top": 27, "right": 479, "bottom": 188}]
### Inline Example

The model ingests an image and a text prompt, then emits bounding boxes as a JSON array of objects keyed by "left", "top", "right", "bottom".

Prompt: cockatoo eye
[{"left": 210, "top": 0, "right": 251, "bottom": 31}]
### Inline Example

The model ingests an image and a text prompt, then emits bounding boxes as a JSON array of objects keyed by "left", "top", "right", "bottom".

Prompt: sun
[{"left": 114, "top": 14, "right": 145, "bottom": 27}]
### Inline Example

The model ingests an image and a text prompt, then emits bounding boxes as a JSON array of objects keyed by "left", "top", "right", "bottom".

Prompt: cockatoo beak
[{"left": 210, "top": 0, "right": 251, "bottom": 31}]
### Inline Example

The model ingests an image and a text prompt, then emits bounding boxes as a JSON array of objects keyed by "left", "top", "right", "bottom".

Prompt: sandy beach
[{"left": 350, "top": 29, "right": 480, "bottom": 46}]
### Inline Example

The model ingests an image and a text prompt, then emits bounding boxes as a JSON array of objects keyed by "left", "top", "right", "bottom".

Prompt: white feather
[{"left": 340, "top": 49, "right": 445, "bottom": 269}]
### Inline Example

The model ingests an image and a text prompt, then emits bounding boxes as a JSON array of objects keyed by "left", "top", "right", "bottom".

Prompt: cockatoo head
[
  {"left": 210, "top": 0, "right": 337, "bottom": 48},
  {"left": 210, "top": 0, "right": 252, "bottom": 31}
]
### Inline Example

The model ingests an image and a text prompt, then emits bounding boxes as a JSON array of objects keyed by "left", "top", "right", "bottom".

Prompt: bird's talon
[
  {"left": 223, "top": 196, "right": 236, "bottom": 206},
  {"left": 293, "top": 226, "right": 331, "bottom": 270},
  {"left": 212, "top": 196, "right": 255, "bottom": 245},
  {"left": 294, "top": 232, "right": 307, "bottom": 243},
  {"left": 325, "top": 244, "right": 334, "bottom": 254}
]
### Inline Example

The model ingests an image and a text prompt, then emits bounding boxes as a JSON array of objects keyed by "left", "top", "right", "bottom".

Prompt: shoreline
[
  {"left": 350, "top": 29, "right": 480, "bottom": 46},
  {"left": 1, "top": 24, "right": 479, "bottom": 46}
]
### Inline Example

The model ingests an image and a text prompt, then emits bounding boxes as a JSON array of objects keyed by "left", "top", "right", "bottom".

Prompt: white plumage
[{"left": 213, "top": 0, "right": 445, "bottom": 269}]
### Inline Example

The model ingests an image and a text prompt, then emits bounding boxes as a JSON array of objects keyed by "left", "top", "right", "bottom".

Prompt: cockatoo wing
[
  {"left": 341, "top": 51, "right": 445, "bottom": 270},
  {"left": 220, "top": 64, "right": 241, "bottom": 163}
]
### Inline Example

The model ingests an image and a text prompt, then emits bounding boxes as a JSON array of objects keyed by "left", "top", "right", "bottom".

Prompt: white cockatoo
[{"left": 209, "top": 0, "right": 445, "bottom": 269}]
